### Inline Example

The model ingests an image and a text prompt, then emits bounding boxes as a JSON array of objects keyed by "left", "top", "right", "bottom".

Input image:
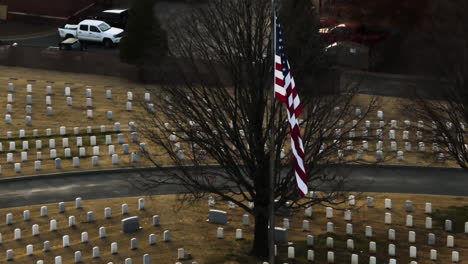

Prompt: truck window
[
  {"left": 79, "top": 25, "right": 89, "bottom": 31},
  {"left": 90, "top": 26, "right": 100, "bottom": 33}
]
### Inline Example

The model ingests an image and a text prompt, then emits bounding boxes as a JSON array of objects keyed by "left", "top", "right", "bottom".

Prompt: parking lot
[{"left": 0, "top": 0, "right": 193, "bottom": 54}]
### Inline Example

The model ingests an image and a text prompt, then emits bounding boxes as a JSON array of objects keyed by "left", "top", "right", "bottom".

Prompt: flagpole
[{"left": 268, "top": 0, "right": 276, "bottom": 263}]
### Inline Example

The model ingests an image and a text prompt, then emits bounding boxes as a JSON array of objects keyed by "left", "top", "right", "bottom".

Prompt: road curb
[
  {"left": 0, "top": 163, "right": 463, "bottom": 184},
  {"left": 0, "top": 29, "right": 57, "bottom": 42},
  {"left": 0, "top": 167, "right": 156, "bottom": 183}
]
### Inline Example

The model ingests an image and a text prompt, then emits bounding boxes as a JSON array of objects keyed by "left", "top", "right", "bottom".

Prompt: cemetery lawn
[
  {"left": 0, "top": 193, "right": 468, "bottom": 263},
  {"left": 0, "top": 65, "right": 463, "bottom": 178}
]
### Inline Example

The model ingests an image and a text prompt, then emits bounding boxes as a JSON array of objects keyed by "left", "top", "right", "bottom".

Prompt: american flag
[{"left": 274, "top": 15, "right": 308, "bottom": 197}]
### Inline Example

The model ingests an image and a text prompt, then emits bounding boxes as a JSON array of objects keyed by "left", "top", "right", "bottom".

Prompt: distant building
[{"left": 0, "top": 0, "right": 112, "bottom": 22}]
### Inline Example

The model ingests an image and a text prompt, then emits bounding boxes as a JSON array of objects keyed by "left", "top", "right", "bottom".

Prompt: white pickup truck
[{"left": 58, "top": 19, "right": 124, "bottom": 48}]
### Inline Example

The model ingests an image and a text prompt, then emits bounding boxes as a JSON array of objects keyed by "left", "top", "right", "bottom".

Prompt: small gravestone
[
  {"left": 242, "top": 214, "right": 250, "bottom": 225},
  {"left": 405, "top": 200, "right": 413, "bottom": 212},
  {"left": 6, "top": 249, "right": 14, "bottom": 261},
  {"left": 74, "top": 251, "right": 82, "bottom": 263},
  {"left": 207, "top": 210, "right": 228, "bottom": 224},
  {"left": 149, "top": 234, "right": 156, "bottom": 245},
  {"left": 87, "top": 211, "right": 94, "bottom": 222},
  {"left": 153, "top": 215, "right": 160, "bottom": 226},
  {"left": 81, "top": 232, "right": 88, "bottom": 243},
  {"left": 111, "top": 242, "right": 118, "bottom": 254},
  {"left": 69, "top": 216, "right": 75, "bottom": 227},
  {"left": 93, "top": 246, "right": 100, "bottom": 258},
  {"left": 63, "top": 235, "right": 70, "bottom": 247},
  {"left": 50, "top": 219, "right": 57, "bottom": 231},
  {"left": 445, "top": 220, "right": 452, "bottom": 232},
  {"left": 122, "top": 204, "right": 129, "bottom": 215},
  {"left": 99, "top": 227, "right": 106, "bottom": 238},
  {"left": 122, "top": 216, "right": 141, "bottom": 233},
  {"left": 104, "top": 207, "right": 111, "bottom": 219},
  {"left": 163, "top": 230, "right": 171, "bottom": 242},
  {"left": 307, "top": 235, "right": 314, "bottom": 247},
  {"left": 43, "top": 241, "right": 50, "bottom": 252},
  {"left": 428, "top": 233, "right": 436, "bottom": 245},
  {"left": 346, "top": 223, "right": 353, "bottom": 235}
]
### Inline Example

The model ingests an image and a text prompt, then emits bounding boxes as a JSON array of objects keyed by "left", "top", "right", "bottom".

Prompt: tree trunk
[{"left": 251, "top": 204, "right": 270, "bottom": 258}]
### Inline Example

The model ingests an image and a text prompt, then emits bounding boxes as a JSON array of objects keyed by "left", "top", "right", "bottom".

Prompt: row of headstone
[
  {"left": 5, "top": 247, "right": 153, "bottom": 264},
  {"left": 0, "top": 136, "right": 130, "bottom": 152},
  {"left": 2, "top": 145, "right": 135, "bottom": 161},
  {"left": 1, "top": 122, "right": 136, "bottom": 138}
]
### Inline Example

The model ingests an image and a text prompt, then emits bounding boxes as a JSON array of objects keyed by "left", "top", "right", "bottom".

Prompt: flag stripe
[{"left": 274, "top": 15, "right": 308, "bottom": 197}]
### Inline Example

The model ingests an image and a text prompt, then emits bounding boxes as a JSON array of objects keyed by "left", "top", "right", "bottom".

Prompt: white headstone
[
  {"left": 74, "top": 251, "right": 82, "bottom": 263},
  {"left": 406, "top": 215, "right": 413, "bottom": 227},
  {"left": 91, "top": 156, "right": 99, "bottom": 167},
  {"left": 447, "top": 235, "right": 454, "bottom": 247},
  {"left": 126, "top": 102, "right": 132, "bottom": 111},
  {"left": 6, "top": 213, "right": 13, "bottom": 225},
  {"left": 63, "top": 235, "right": 70, "bottom": 247},
  {"left": 87, "top": 109, "right": 93, "bottom": 119},
  {"left": 445, "top": 220, "right": 452, "bottom": 232},
  {"left": 385, "top": 212, "right": 392, "bottom": 224},
  {"left": 122, "top": 204, "right": 129, "bottom": 215},
  {"left": 27, "top": 83, "right": 32, "bottom": 93},
  {"left": 32, "top": 224, "right": 40, "bottom": 236},
  {"left": 26, "top": 244, "right": 33, "bottom": 256},
  {"left": 111, "top": 242, "right": 118, "bottom": 254},
  {"left": 409, "top": 246, "right": 417, "bottom": 258},
  {"left": 425, "top": 202, "right": 432, "bottom": 214},
  {"left": 5, "top": 114, "right": 11, "bottom": 124},
  {"left": 92, "top": 246, "right": 100, "bottom": 258},
  {"left": 430, "top": 249, "right": 437, "bottom": 260},
  {"left": 302, "top": 220, "right": 310, "bottom": 231},
  {"left": 81, "top": 232, "right": 88, "bottom": 243},
  {"left": 327, "top": 222, "right": 334, "bottom": 233},
  {"left": 75, "top": 197, "right": 82, "bottom": 208},
  {"left": 73, "top": 157, "right": 80, "bottom": 168},
  {"left": 41, "top": 205, "right": 47, "bottom": 217},
  {"left": 365, "top": 226, "right": 372, "bottom": 237},
  {"left": 14, "top": 163, "right": 21, "bottom": 173},
  {"left": 346, "top": 223, "right": 353, "bottom": 235},
  {"left": 347, "top": 239, "right": 354, "bottom": 250},
  {"left": 327, "top": 251, "right": 334, "bottom": 262},
  {"left": 99, "top": 226, "right": 106, "bottom": 238},
  {"left": 5, "top": 249, "right": 13, "bottom": 261},
  {"left": 131, "top": 238, "right": 138, "bottom": 249},
  {"left": 68, "top": 216, "right": 75, "bottom": 227},
  {"left": 326, "top": 237, "right": 333, "bottom": 248},
  {"left": 14, "top": 228, "right": 21, "bottom": 240},
  {"left": 409, "top": 231, "right": 416, "bottom": 243},
  {"left": 385, "top": 198, "right": 392, "bottom": 209},
  {"left": 388, "top": 244, "right": 396, "bottom": 256},
  {"left": 23, "top": 210, "right": 30, "bottom": 221},
  {"left": 326, "top": 207, "right": 333, "bottom": 218},
  {"left": 50, "top": 219, "right": 57, "bottom": 231},
  {"left": 164, "top": 230, "right": 171, "bottom": 242},
  {"left": 452, "top": 251, "right": 459, "bottom": 262},
  {"left": 149, "top": 233, "right": 156, "bottom": 245},
  {"left": 138, "top": 198, "right": 145, "bottom": 210},
  {"left": 426, "top": 217, "right": 432, "bottom": 229}
]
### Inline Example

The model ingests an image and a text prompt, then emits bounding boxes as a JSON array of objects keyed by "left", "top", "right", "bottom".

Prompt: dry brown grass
[
  {"left": 0, "top": 66, "right": 463, "bottom": 179},
  {"left": 0, "top": 193, "right": 467, "bottom": 263}
]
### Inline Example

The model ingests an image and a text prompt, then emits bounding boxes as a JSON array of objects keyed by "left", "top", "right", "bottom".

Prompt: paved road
[{"left": 0, "top": 165, "right": 466, "bottom": 209}]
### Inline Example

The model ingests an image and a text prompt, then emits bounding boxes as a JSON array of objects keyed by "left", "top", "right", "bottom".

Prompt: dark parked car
[{"left": 95, "top": 9, "right": 129, "bottom": 29}]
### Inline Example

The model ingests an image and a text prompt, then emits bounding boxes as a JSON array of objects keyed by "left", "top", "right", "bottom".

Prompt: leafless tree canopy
[
  {"left": 134, "top": 0, "right": 376, "bottom": 257},
  {"left": 403, "top": 0, "right": 468, "bottom": 168}
]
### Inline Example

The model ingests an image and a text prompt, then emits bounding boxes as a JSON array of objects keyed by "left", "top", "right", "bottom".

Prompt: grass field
[
  {"left": 0, "top": 193, "right": 467, "bottom": 263},
  {"left": 0, "top": 65, "right": 463, "bottom": 178}
]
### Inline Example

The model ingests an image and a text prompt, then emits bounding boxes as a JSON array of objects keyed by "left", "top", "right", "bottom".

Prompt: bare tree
[
  {"left": 134, "top": 0, "right": 376, "bottom": 258},
  {"left": 402, "top": 0, "right": 468, "bottom": 168}
]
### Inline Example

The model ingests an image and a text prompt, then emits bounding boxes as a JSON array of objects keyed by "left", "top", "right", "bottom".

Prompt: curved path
[{"left": 0, "top": 165, "right": 466, "bottom": 209}]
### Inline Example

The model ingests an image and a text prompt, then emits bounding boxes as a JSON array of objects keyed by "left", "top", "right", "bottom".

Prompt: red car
[{"left": 319, "top": 23, "right": 387, "bottom": 46}]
